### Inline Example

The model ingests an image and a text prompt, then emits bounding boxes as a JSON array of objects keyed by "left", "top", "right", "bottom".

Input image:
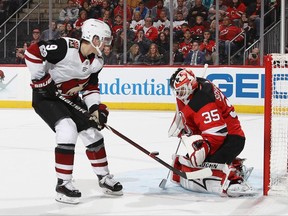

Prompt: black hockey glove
[
  {"left": 30, "top": 73, "right": 57, "bottom": 100},
  {"left": 89, "top": 103, "right": 109, "bottom": 130}
]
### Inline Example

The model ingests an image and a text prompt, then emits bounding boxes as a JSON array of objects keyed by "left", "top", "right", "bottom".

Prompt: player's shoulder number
[{"left": 39, "top": 44, "right": 58, "bottom": 57}]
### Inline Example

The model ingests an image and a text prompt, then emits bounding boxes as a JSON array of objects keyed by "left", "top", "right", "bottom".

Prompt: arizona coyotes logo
[{"left": 68, "top": 39, "right": 79, "bottom": 49}]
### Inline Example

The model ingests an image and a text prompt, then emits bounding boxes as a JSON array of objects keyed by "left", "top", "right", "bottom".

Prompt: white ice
[{"left": 0, "top": 109, "right": 288, "bottom": 215}]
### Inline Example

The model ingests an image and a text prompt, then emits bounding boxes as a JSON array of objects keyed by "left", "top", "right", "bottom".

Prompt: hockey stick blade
[{"left": 159, "top": 179, "right": 167, "bottom": 189}]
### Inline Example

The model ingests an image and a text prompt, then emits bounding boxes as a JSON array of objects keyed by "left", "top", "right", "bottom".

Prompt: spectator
[
  {"left": 113, "top": 29, "right": 134, "bottom": 60},
  {"left": 226, "top": 0, "right": 247, "bottom": 27},
  {"left": 15, "top": 41, "right": 30, "bottom": 64},
  {"left": 40, "top": 21, "right": 61, "bottom": 41},
  {"left": 58, "top": 0, "right": 79, "bottom": 24},
  {"left": 140, "top": 17, "right": 158, "bottom": 42},
  {"left": 89, "top": 0, "right": 102, "bottom": 18},
  {"left": 190, "top": 15, "right": 206, "bottom": 41},
  {"left": 74, "top": 0, "right": 86, "bottom": 8},
  {"left": 30, "top": 28, "right": 41, "bottom": 45},
  {"left": 187, "top": 0, "right": 209, "bottom": 27},
  {"left": 202, "top": 0, "right": 214, "bottom": 8},
  {"left": 156, "top": 31, "right": 169, "bottom": 55},
  {"left": 114, "top": 0, "right": 132, "bottom": 22},
  {"left": 134, "top": 28, "right": 152, "bottom": 55},
  {"left": 122, "top": 43, "right": 144, "bottom": 65},
  {"left": 63, "top": 22, "right": 75, "bottom": 37},
  {"left": 153, "top": 9, "right": 170, "bottom": 33},
  {"left": 245, "top": 47, "right": 260, "bottom": 65},
  {"left": 57, "top": 21, "right": 66, "bottom": 37},
  {"left": 174, "top": 22, "right": 190, "bottom": 43},
  {"left": 199, "top": 30, "right": 217, "bottom": 65},
  {"left": 209, "top": 19, "right": 216, "bottom": 40},
  {"left": 219, "top": 16, "right": 244, "bottom": 64},
  {"left": 150, "top": 0, "right": 170, "bottom": 22},
  {"left": 245, "top": 0, "right": 270, "bottom": 40},
  {"left": 134, "top": 1, "right": 150, "bottom": 20},
  {"left": 103, "top": 45, "right": 118, "bottom": 65},
  {"left": 142, "top": 43, "right": 165, "bottom": 65},
  {"left": 173, "top": 0, "right": 188, "bottom": 20},
  {"left": 70, "top": 21, "right": 82, "bottom": 40},
  {"left": 127, "top": 0, "right": 142, "bottom": 10},
  {"left": 81, "top": 0, "right": 93, "bottom": 18},
  {"left": 130, "top": 11, "right": 145, "bottom": 32},
  {"left": 208, "top": 0, "right": 227, "bottom": 21},
  {"left": 179, "top": 29, "right": 193, "bottom": 58},
  {"left": 98, "top": 9, "right": 113, "bottom": 29},
  {"left": 99, "top": 0, "right": 113, "bottom": 17},
  {"left": 240, "top": 13, "right": 256, "bottom": 46},
  {"left": 172, "top": 42, "right": 184, "bottom": 65},
  {"left": 173, "top": 11, "right": 188, "bottom": 32},
  {"left": 74, "top": 9, "right": 87, "bottom": 28},
  {"left": 183, "top": 40, "right": 206, "bottom": 65},
  {"left": 112, "top": 14, "right": 124, "bottom": 37}
]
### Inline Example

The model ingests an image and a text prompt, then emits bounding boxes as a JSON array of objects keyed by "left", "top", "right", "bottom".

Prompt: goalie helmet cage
[{"left": 264, "top": 53, "right": 288, "bottom": 196}]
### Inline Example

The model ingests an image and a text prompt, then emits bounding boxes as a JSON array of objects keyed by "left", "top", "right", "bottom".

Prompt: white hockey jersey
[{"left": 24, "top": 37, "right": 104, "bottom": 109}]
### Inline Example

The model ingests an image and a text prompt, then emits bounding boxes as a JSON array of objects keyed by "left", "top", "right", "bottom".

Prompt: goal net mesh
[{"left": 265, "top": 53, "right": 288, "bottom": 195}]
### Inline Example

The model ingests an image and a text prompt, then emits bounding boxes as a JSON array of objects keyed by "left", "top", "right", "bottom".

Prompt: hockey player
[
  {"left": 24, "top": 19, "right": 123, "bottom": 204},
  {"left": 168, "top": 68, "right": 256, "bottom": 197}
]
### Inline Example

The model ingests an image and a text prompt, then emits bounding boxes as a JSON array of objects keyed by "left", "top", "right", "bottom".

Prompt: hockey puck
[{"left": 150, "top": 151, "right": 159, "bottom": 156}]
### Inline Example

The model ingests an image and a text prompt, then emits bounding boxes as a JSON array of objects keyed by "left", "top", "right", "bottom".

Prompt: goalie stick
[
  {"left": 56, "top": 92, "right": 212, "bottom": 180},
  {"left": 159, "top": 138, "right": 182, "bottom": 189}
]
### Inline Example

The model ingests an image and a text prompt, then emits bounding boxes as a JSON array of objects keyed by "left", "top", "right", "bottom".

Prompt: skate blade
[
  {"left": 56, "top": 193, "right": 80, "bottom": 204},
  {"left": 102, "top": 188, "right": 123, "bottom": 196}
]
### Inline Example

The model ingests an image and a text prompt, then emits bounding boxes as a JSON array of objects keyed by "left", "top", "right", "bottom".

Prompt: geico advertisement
[{"left": 99, "top": 67, "right": 265, "bottom": 105}]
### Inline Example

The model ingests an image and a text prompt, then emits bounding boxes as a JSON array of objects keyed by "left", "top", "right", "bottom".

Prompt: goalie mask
[
  {"left": 170, "top": 68, "right": 198, "bottom": 104},
  {"left": 81, "top": 19, "right": 112, "bottom": 56}
]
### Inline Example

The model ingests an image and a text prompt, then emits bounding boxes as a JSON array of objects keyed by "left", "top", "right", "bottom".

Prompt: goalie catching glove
[
  {"left": 89, "top": 103, "right": 109, "bottom": 130},
  {"left": 30, "top": 73, "right": 57, "bottom": 99},
  {"left": 181, "top": 135, "right": 210, "bottom": 167}
]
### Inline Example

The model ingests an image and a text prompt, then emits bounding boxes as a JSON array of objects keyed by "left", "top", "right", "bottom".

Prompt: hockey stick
[
  {"left": 104, "top": 124, "right": 212, "bottom": 180},
  {"left": 198, "top": 63, "right": 208, "bottom": 78},
  {"left": 56, "top": 93, "right": 212, "bottom": 180},
  {"left": 159, "top": 138, "right": 182, "bottom": 189}
]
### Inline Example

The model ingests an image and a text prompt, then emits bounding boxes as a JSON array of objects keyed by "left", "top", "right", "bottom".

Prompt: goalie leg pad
[
  {"left": 171, "top": 154, "right": 182, "bottom": 184},
  {"left": 172, "top": 157, "right": 255, "bottom": 196}
]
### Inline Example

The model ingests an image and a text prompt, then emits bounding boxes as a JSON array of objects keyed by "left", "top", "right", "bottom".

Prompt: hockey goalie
[{"left": 168, "top": 68, "right": 256, "bottom": 197}]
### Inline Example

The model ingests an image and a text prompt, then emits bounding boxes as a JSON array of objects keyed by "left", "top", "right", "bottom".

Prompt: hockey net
[{"left": 264, "top": 53, "right": 288, "bottom": 195}]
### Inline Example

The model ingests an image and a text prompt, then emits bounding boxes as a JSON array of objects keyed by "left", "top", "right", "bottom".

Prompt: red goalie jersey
[{"left": 176, "top": 77, "right": 245, "bottom": 155}]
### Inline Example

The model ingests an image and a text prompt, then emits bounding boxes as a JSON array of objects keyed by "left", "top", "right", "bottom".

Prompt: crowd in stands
[{"left": 14, "top": 0, "right": 280, "bottom": 65}]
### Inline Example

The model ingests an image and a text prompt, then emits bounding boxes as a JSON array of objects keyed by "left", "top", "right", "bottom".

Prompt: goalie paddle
[
  {"left": 159, "top": 138, "right": 182, "bottom": 189},
  {"left": 56, "top": 93, "right": 212, "bottom": 180}
]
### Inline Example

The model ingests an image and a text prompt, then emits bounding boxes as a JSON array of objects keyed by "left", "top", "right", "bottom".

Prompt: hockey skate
[
  {"left": 98, "top": 174, "right": 123, "bottom": 196},
  {"left": 226, "top": 181, "right": 258, "bottom": 197},
  {"left": 55, "top": 179, "right": 81, "bottom": 204}
]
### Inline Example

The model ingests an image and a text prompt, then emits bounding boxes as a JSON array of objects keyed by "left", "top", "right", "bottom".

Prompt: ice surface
[{"left": 0, "top": 109, "right": 287, "bottom": 215}]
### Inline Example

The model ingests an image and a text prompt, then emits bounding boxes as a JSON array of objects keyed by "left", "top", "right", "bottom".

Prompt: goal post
[{"left": 264, "top": 53, "right": 288, "bottom": 195}]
